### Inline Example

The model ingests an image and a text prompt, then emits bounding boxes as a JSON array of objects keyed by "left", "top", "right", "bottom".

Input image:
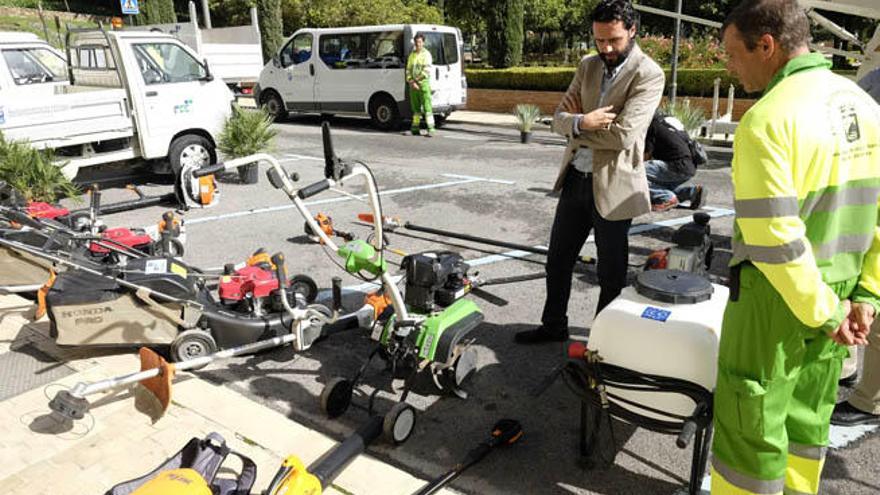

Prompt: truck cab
[{"left": 0, "top": 32, "right": 68, "bottom": 97}]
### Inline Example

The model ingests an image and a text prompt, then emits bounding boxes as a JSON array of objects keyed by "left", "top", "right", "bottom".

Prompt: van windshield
[{"left": 2, "top": 47, "right": 68, "bottom": 85}]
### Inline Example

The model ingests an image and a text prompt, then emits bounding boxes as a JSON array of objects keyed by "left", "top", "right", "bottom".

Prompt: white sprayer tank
[{"left": 588, "top": 270, "right": 728, "bottom": 421}]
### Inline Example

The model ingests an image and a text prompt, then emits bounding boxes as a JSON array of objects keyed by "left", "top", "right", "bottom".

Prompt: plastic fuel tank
[{"left": 588, "top": 269, "right": 729, "bottom": 420}]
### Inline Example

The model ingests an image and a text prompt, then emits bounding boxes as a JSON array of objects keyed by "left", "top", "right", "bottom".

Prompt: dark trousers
[{"left": 541, "top": 168, "right": 632, "bottom": 330}]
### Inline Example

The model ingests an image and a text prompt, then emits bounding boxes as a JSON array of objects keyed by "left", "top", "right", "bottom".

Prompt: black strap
[
  {"left": 225, "top": 449, "right": 258, "bottom": 495},
  {"left": 729, "top": 263, "right": 743, "bottom": 302}
]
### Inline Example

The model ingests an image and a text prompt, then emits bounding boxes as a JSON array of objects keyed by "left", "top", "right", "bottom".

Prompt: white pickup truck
[
  {"left": 0, "top": 28, "right": 233, "bottom": 180},
  {"left": 0, "top": 32, "right": 68, "bottom": 96}
]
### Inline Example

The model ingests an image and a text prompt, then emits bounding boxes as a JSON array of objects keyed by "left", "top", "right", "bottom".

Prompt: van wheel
[
  {"left": 369, "top": 94, "right": 400, "bottom": 131},
  {"left": 434, "top": 114, "right": 448, "bottom": 128},
  {"left": 261, "top": 90, "right": 287, "bottom": 121},
  {"left": 169, "top": 134, "right": 215, "bottom": 177}
]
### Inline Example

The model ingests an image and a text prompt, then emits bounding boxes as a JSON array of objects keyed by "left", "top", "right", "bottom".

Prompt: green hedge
[
  {"left": 465, "top": 67, "right": 862, "bottom": 98},
  {"left": 465, "top": 67, "right": 744, "bottom": 97}
]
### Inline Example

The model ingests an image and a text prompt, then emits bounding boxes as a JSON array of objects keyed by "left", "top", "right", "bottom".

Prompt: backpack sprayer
[
  {"left": 192, "top": 123, "right": 486, "bottom": 427},
  {"left": 540, "top": 269, "right": 727, "bottom": 495}
]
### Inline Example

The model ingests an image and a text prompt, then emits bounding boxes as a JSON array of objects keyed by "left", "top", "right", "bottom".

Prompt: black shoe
[
  {"left": 839, "top": 373, "right": 859, "bottom": 388},
  {"left": 514, "top": 326, "right": 569, "bottom": 344},
  {"left": 830, "top": 401, "right": 880, "bottom": 426},
  {"left": 689, "top": 185, "right": 704, "bottom": 210}
]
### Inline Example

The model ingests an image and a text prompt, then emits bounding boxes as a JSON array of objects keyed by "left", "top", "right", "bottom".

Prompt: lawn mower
[
  {"left": 42, "top": 245, "right": 379, "bottom": 423},
  {"left": 550, "top": 269, "right": 728, "bottom": 494},
  {"left": 0, "top": 181, "right": 187, "bottom": 291},
  {"left": 192, "top": 123, "right": 486, "bottom": 424}
]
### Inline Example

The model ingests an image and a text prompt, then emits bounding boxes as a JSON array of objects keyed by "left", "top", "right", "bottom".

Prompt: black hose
[{"left": 561, "top": 359, "right": 712, "bottom": 438}]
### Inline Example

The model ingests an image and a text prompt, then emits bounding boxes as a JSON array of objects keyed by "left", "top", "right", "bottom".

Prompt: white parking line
[
  {"left": 441, "top": 173, "right": 516, "bottom": 185},
  {"left": 584, "top": 206, "right": 736, "bottom": 243},
  {"left": 283, "top": 153, "right": 324, "bottom": 162}
]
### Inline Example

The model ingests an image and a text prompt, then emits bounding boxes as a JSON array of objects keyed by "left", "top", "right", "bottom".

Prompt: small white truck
[
  {"left": 0, "top": 28, "right": 233, "bottom": 180},
  {"left": 129, "top": 1, "right": 264, "bottom": 96},
  {"left": 0, "top": 32, "right": 68, "bottom": 96}
]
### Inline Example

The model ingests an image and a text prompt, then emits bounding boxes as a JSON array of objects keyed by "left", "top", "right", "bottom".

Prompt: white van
[
  {"left": 256, "top": 24, "right": 466, "bottom": 130},
  {"left": 0, "top": 32, "right": 68, "bottom": 97}
]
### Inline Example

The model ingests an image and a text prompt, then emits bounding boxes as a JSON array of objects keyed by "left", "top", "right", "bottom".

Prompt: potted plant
[
  {"left": 217, "top": 105, "right": 278, "bottom": 185},
  {"left": 661, "top": 99, "right": 706, "bottom": 137},
  {"left": 513, "top": 103, "right": 541, "bottom": 144},
  {"left": 0, "top": 132, "right": 79, "bottom": 203}
]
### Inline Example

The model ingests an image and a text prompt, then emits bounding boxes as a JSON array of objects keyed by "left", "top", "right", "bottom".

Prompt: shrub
[
  {"left": 639, "top": 35, "right": 726, "bottom": 69},
  {"left": 513, "top": 103, "right": 542, "bottom": 132},
  {"left": 218, "top": 105, "right": 278, "bottom": 159},
  {"left": 465, "top": 67, "right": 746, "bottom": 97},
  {"left": 0, "top": 133, "right": 79, "bottom": 203},
  {"left": 661, "top": 99, "right": 706, "bottom": 135}
]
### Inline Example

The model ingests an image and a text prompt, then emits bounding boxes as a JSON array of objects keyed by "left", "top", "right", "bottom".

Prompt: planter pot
[
  {"left": 520, "top": 131, "right": 532, "bottom": 144},
  {"left": 238, "top": 163, "right": 260, "bottom": 185}
]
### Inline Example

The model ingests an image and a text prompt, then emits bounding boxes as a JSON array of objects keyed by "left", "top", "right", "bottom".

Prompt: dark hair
[
  {"left": 722, "top": 0, "right": 810, "bottom": 52},
  {"left": 591, "top": 0, "right": 638, "bottom": 30},
  {"left": 413, "top": 33, "right": 425, "bottom": 42}
]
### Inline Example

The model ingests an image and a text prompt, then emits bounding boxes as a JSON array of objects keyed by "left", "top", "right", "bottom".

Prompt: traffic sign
[{"left": 120, "top": 0, "right": 139, "bottom": 15}]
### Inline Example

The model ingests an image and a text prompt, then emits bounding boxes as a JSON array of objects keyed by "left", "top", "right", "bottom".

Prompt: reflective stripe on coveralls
[
  {"left": 407, "top": 48, "right": 434, "bottom": 132},
  {"left": 712, "top": 52, "right": 880, "bottom": 495}
]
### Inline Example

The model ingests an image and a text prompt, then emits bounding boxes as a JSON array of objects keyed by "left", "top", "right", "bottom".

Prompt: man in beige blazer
[{"left": 516, "top": 0, "right": 664, "bottom": 344}]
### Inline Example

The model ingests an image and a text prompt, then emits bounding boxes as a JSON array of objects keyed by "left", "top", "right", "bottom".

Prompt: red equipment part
[
  {"left": 26, "top": 202, "right": 70, "bottom": 220},
  {"left": 645, "top": 248, "right": 670, "bottom": 270},
  {"left": 89, "top": 227, "right": 153, "bottom": 254},
  {"left": 218, "top": 265, "right": 280, "bottom": 302},
  {"left": 568, "top": 341, "right": 588, "bottom": 359}
]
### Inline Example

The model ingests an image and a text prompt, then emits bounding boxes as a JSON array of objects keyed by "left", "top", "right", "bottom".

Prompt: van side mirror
[
  {"left": 202, "top": 58, "right": 214, "bottom": 82},
  {"left": 272, "top": 55, "right": 281, "bottom": 68}
]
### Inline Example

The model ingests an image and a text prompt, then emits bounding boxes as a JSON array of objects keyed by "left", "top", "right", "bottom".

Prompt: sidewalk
[{"left": 0, "top": 293, "right": 455, "bottom": 495}]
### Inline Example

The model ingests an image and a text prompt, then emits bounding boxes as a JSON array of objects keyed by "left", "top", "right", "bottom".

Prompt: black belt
[{"left": 568, "top": 167, "right": 592, "bottom": 178}]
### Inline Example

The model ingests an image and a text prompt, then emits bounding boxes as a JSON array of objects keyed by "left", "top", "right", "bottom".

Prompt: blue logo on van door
[{"left": 0, "top": 106, "right": 5, "bottom": 124}]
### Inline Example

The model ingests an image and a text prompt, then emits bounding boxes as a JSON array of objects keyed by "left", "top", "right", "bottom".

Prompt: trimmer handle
[{"left": 193, "top": 162, "right": 226, "bottom": 178}]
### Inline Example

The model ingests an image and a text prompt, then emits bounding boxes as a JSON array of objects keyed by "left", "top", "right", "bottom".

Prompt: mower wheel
[
  {"left": 383, "top": 402, "right": 417, "bottom": 445},
  {"left": 320, "top": 377, "right": 353, "bottom": 418},
  {"left": 171, "top": 329, "right": 217, "bottom": 365},
  {"left": 290, "top": 274, "right": 319, "bottom": 303}
]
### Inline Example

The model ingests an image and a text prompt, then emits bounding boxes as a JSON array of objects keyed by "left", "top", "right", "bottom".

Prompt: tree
[
  {"left": 282, "top": 0, "right": 441, "bottom": 33},
  {"left": 486, "top": 0, "right": 524, "bottom": 68},
  {"left": 137, "top": 0, "right": 178, "bottom": 24},
  {"left": 257, "top": 0, "right": 283, "bottom": 62}
]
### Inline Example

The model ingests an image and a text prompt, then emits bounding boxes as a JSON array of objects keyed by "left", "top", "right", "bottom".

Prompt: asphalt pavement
[{"left": 58, "top": 113, "right": 879, "bottom": 495}]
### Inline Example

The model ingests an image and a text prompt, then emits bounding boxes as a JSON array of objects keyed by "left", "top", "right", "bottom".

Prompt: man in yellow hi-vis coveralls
[
  {"left": 712, "top": 0, "right": 880, "bottom": 494},
  {"left": 406, "top": 33, "right": 435, "bottom": 137}
]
